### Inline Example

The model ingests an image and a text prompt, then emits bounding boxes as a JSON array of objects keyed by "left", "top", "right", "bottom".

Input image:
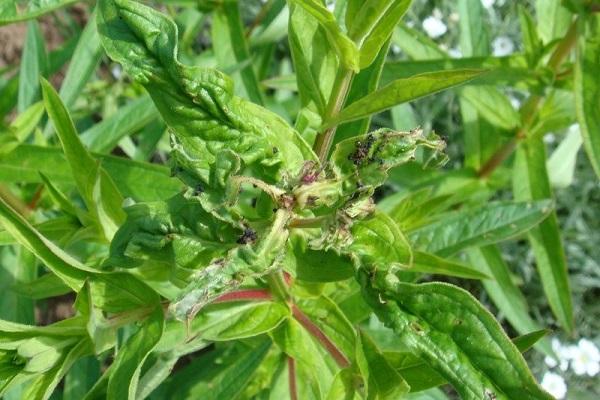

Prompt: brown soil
[{"left": 0, "top": 4, "right": 89, "bottom": 69}]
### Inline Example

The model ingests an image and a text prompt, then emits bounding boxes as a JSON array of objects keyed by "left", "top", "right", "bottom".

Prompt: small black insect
[
  {"left": 237, "top": 227, "right": 257, "bottom": 244},
  {"left": 348, "top": 133, "right": 376, "bottom": 165},
  {"left": 272, "top": 146, "right": 279, "bottom": 154},
  {"left": 193, "top": 183, "right": 204, "bottom": 196}
]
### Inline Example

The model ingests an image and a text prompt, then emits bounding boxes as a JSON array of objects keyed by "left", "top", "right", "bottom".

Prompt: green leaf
[
  {"left": 575, "top": 14, "right": 600, "bottom": 180},
  {"left": 40, "top": 78, "right": 125, "bottom": 241},
  {"left": 288, "top": 3, "right": 336, "bottom": 115},
  {"left": 212, "top": 1, "right": 264, "bottom": 105},
  {"left": 535, "top": 0, "right": 572, "bottom": 44},
  {"left": 288, "top": 0, "right": 359, "bottom": 72},
  {"left": 457, "top": 0, "right": 490, "bottom": 57},
  {"left": 18, "top": 21, "right": 46, "bottom": 112},
  {"left": 512, "top": 330, "right": 552, "bottom": 353},
  {"left": 88, "top": 272, "right": 160, "bottom": 313},
  {"left": 411, "top": 251, "right": 489, "bottom": 280},
  {"left": 291, "top": 236, "right": 355, "bottom": 283},
  {"left": 360, "top": 277, "right": 553, "bottom": 400},
  {"left": 350, "top": 211, "right": 413, "bottom": 270},
  {"left": 408, "top": 201, "right": 554, "bottom": 257},
  {"left": 271, "top": 319, "right": 335, "bottom": 399},
  {"left": 79, "top": 96, "right": 157, "bottom": 153},
  {"left": 0, "top": 0, "right": 79, "bottom": 25},
  {"left": 97, "top": 0, "right": 315, "bottom": 189},
  {"left": 107, "top": 306, "right": 164, "bottom": 400},
  {"left": 382, "top": 331, "right": 548, "bottom": 393},
  {"left": 513, "top": 138, "right": 574, "bottom": 333},
  {"left": 467, "top": 245, "right": 552, "bottom": 356},
  {"left": 461, "top": 85, "right": 521, "bottom": 130},
  {"left": 57, "top": 12, "right": 103, "bottom": 111},
  {"left": 11, "top": 273, "right": 71, "bottom": 300},
  {"left": 169, "top": 209, "right": 290, "bottom": 320},
  {"left": 518, "top": 5, "right": 543, "bottom": 66},
  {"left": 22, "top": 339, "right": 90, "bottom": 400},
  {"left": 546, "top": 124, "right": 582, "bottom": 188},
  {"left": 0, "top": 196, "right": 89, "bottom": 291},
  {"left": 63, "top": 356, "right": 101, "bottom": 400},
  {"left": 382, "top": 55, "right": 534, "bottom": 87},
  {"left": 392, "top": 24, "right": 445, "bottom": 60},
  {"left": 356, "top": 330, "right": 410, "bottom": 399},
  {"left": 190, "top": 301, "right": 289, "bottom": 340},
  {"left": 326, "top": 70, "right": 484, "bottom": 127},
  {"left": 0, "top": 144, "right": 181, "bottom": 201},
  {"left": 165, "top": 339, "right": 271, "bottom": 400},
  {"left": 295, "top": 295, "right": 356, "bottom": 363},
  {"left": 346, "top": 0, "right": 412, "bottom": 68}
]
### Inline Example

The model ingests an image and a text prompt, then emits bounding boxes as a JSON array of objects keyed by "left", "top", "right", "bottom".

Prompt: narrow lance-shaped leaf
[
  {"left": 97, "top": 0, "right": 315, "bottom": 190},
  {"left": 359, "top": 273, "right": 553, "bottom": 400},
  {"left": 408, "top": 200, "right": 554, "bottom": 257},
  {"left": 0, "top": 144, "right": 181, "bottom": 201},
  {"left": 356, "top": 330, "right": 410, "bottom": 399},
  {"left": 212, "top": 0, "right": 264, "bottom": 105},
  {"left": 58, "top": 11, "right": 103, "bottom": 110},
  {"left": 467, "top": 245, "right": 552, "bottom": 356},
  {"left": 288, "top": 0, "right": 360, "bottom": 72},
  {"left": 288, "top": 3, "right": 336, "bottom": 115},
  {"left": 40, "top": 78, "right": 125, "bottom": 241},
  {"left": 0, "top": 196, "right": 90, "bottom": 291},
  {"left": 325, "top": 70, "right": 485, "bottom": 127},
  {"left": 18, "top": 21, "right": 46, "bottom": 112},
  {"left": 346, "top": 0, "right": 412, "bottom": 68},
  {"left": 575, "top": 14, "right": 600, "bottom": 179},
  {"left": 0, "top": 0, "right": 79, "bottom": 25},
  {"left": 513, "top": 138, "right": 574, "bottom": 333},
  {"left": 106, "top": 307, "right": 163, "bottom": 400}
]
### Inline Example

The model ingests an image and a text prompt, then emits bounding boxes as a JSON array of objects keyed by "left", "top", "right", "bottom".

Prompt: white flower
[
  {"left": 422, "top": 15, "right": 447, "bottom": 39},
  {"left": 492, "top": 36, "right": 514, "bottom": 56},
  {"left": 541, "top": 372, "right": 567, "bottom": 399},
  {"left": 448, "top": 48, "right": 462, "bottom": 58},
  {"left": 449, "top": 12, "right": 460, "bottom": 23},
  {"left": 481, "top": 0, "right": 495, "bottom": 9},
  {"left": 545, "top": 356, "right": 558, "bottom": 368},
  {"left": 391, "top": 44, "right": 401, "bottom": 55},
  {"left": 111, "top": 64, "right": 122, "bottom": 80},
  {"left": 550, "top": 338, "right": 571, "bottom": 371},
  {"left": 570, "top": 339, "right": 600, "bottom": 376},
  {"left": 508, "top": 95, "right": 521, "bottom": 110},
  {"left": 544, "top": 133, "right": 556, "bottom": 144}
]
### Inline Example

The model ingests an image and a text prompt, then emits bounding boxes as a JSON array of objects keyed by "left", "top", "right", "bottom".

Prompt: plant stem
[
  {"left": 264, "top": 272, "right": 290, "bottom": 302},
  {"left": 291, "top": 304, "right": 350, "bottom": 368},
  {"left": 313, "top": 68, "right": 354, "bottom": 162},
  {"left": 477, "top": 18, "right": 579, "bottom": 178},
  {"left": 213, "top": 288, "right": 273, "bottom": 303},
  {"left": 288, "top": 357, "right": 298, "bottom": 400}
]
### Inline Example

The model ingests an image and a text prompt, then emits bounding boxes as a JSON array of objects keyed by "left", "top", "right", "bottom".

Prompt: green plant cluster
[{"left": 0, "top": 0, "right": 598, "bottom": 399}]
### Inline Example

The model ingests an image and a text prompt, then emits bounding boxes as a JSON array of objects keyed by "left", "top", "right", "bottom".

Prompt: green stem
[
  {"left": 264, "top": 271, "right": 290, "bottom": 302},
  {"left": 313, "top": 68, "right": 354, "bottom": 162},
  {"left": 477, "top": 18, "right": 579, "bottom": 178}
]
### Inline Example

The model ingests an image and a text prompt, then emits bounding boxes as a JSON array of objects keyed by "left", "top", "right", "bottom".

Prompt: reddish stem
[
  {"left": 283, "top": 272, "right": 293, "bottom": 286},
  {"left": 288, "top": 357, "right": 298, "bottom": 400},
  {"left": 291, "top": 304, "right": 350, "bottom": 368},
  {"left": 213, "top": 289, "right": 273, "bottom": 303}
]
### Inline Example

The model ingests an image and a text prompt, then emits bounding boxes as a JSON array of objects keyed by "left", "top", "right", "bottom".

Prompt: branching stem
[
  {"left": 313, "top": 68, "right": 355, "bottom": 162},
  {"left": 477, "top": 18, "right": 579, "bottom": 178}
]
